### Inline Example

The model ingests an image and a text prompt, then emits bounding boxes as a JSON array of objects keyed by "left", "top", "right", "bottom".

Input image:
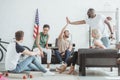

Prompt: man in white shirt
[
  {"left": 5, "top": 30, "right": 54, "bottom": 75},
  {"left": 66, "top": 8, "right": 114, "bottom": 48}
]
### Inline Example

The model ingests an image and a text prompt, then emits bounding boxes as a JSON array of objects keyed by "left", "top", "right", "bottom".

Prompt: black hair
[
  {"left": 43, "top": 24, "right": 50, "bottom": 29},
  {"left": 87, "top": 8, "right": 95, "bottom": 18}
]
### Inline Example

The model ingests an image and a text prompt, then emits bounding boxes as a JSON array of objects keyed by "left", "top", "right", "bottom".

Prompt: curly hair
[{"left": 92, "top": 29, "right": 101, "bottom": 39}]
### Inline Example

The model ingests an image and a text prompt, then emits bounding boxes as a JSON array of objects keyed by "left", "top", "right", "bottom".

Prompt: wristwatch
[{"left": 111, "top": 32, "right": 114, "bottom": 34}]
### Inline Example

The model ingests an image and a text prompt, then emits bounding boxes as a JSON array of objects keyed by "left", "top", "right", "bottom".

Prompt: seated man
[
  {"left": 57, "top": 29, "right": 106, "bottom": 74},
  {"left": 55, "top": 23, "right": 73, "bottom": 64},
  {"left": 5, "top": 30, "right": 54, "bottom": 75},
  {"left": 33, "top": 24, "right": 52, "bottom": 69}
]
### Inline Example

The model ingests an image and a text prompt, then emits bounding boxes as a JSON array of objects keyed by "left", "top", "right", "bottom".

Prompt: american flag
[{"left": 33, "top": 9, "right": 39, "bottom": 39}]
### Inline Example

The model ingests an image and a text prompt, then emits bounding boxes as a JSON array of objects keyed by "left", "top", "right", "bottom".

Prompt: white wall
[{"left": 0, "top": 0, "right": 120, "bottom": 50}]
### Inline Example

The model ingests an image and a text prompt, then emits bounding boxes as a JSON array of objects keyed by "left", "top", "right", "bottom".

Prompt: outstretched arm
[
  {"left": 58, "top": 23, "right": 68, "bottom": 39},
  {"left": 66, "top": 17, "right": 86, "bottom": 25},
  {"left": 22, "top": 49, "right": 39, "bottom": 56}
]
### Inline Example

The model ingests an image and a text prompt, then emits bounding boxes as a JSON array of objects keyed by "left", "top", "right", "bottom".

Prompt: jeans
[
  {"left": 67, "top": 51, "right": 78, "bottom": 67},
  {"left": 55, "top": 49, "right": 71, "bottom": 63},
  {"left": 11, "top": 56, "right": 47, "bottom": 73},
  {"left": 55, "top": 50, "right": 62, "bottom": 63},
  {"left": 101, "top": 37, "right": 110, "bottom": 48}
]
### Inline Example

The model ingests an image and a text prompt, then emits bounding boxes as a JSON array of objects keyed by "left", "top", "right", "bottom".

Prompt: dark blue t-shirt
[{"left": 16, "top": 42, "right": 25, "bottom": 53}]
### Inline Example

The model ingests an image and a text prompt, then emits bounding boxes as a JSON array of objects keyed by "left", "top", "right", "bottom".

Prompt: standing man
[
  {"left": 66, "top": 8, "right": 114, "bottom": 48},
  {"left": 55, "top": 22, "right": 73, "bottom": 64},
  {"left": 33, "top": 24, "right": 52, "bottom": 70}
]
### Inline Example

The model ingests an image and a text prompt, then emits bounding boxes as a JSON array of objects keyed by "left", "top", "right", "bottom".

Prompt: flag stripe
[{"left": 33, "top": 9, "right": 39, "bottom": 39}]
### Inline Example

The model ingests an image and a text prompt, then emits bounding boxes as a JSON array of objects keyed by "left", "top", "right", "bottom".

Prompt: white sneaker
[
  {"left": 45, "top": 68, "right": 50, "bottom": 71},
  {"left": 43, "top": 71, "right": 55, "bottom": 76},
  {"left": 60, "top": 61, "right": 65, "bottom": 65}
]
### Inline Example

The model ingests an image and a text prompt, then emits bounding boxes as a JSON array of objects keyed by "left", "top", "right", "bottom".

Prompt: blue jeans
[
  {"left": 11, "top": 56, "right": 47, "bottom": 73},
  {"left": 101, "top": 37, "right": 110, "bottom": 48},
  {"left": 55, "top": 50, "right": 71, "bottom": 63}
]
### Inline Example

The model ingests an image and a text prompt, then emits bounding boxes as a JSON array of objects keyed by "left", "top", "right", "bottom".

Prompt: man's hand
[
  {"left": 61, "top": 52, "right": 65, "bottom": 56},
  {"left": 109, "top": 33, "right": 114, "bottom": 40},
  {"left": 66, "top": 17, "right": 70, "bottom": 24}
]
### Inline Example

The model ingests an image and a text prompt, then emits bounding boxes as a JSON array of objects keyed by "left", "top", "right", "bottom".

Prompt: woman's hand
[
  {"left": 40, "top": 51, "right": 44, "bottom": 58},
  {"left": 46, "top": 44, "right": 49, "bottom": 49}
]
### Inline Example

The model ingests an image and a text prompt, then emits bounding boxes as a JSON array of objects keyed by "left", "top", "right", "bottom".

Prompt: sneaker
[
  {"left": 60, "top": 61, "right": 65, "bottom": 65},
  {"left": 43, "top": 71, "right": 55, "bottom": 76},
  {"left": 45, "top": 68, "right": 50, "bottom": 71}
]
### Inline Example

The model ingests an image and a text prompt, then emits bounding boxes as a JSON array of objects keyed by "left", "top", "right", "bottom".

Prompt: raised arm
[
  {"left": 66, "top": 17, "right": 86, "bottom": 25},
  {"left": 58, "top": 23, "right": 68, "bottom": 39}
]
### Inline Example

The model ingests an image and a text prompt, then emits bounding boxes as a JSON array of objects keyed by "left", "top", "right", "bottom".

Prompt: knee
[
  {"left": 45, "top": 49, "right": 51, "bottom": 54},
  {"left": 28, "top": 56, "right": 36, "bottom": 60},
  {"left": 65, "top": 50, "right": 71, "bottom": 54},
  {"left": 54, "top": 50, "right": 59, "bottom": 55},
  {"left": 48, "top": 49, "right": 52, "bottom": 53}
]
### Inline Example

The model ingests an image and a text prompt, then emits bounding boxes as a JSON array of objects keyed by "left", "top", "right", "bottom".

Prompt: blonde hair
[{"left": 92, "top": 29, "right": 101, "bottom": 39}]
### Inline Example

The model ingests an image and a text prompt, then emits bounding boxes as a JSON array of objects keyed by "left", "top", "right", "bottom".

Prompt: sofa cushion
[{"left": 78, "top": 49, "right": 118, "bottom": 54}]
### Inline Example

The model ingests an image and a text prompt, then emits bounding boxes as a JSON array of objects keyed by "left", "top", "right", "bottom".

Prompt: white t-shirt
[
  {"left": 85, "top": 14, "right": 109, "bottom": 37},
  {"left": 5, "top": 42, "right": 24, "bottom": 71}
]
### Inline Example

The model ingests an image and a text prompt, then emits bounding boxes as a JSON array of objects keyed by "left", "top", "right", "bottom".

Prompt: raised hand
[{"left": 66, "top": 17, "right": 70, "bottom": 24}]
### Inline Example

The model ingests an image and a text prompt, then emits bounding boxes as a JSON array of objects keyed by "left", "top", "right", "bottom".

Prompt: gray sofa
[{"left": 78, "top": 49, "right": 120, "bottom": 76}]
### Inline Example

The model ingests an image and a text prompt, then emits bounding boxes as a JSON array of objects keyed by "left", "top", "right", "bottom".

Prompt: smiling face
[
  {"left": 42, "top": 24, "right": 50, "bottom": 35},
  {"left": 87, "top": 8, "right": 96, "bottom": 18},
  {"left": 43, "top": 27, "right": 49, "bottom": 35}
]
